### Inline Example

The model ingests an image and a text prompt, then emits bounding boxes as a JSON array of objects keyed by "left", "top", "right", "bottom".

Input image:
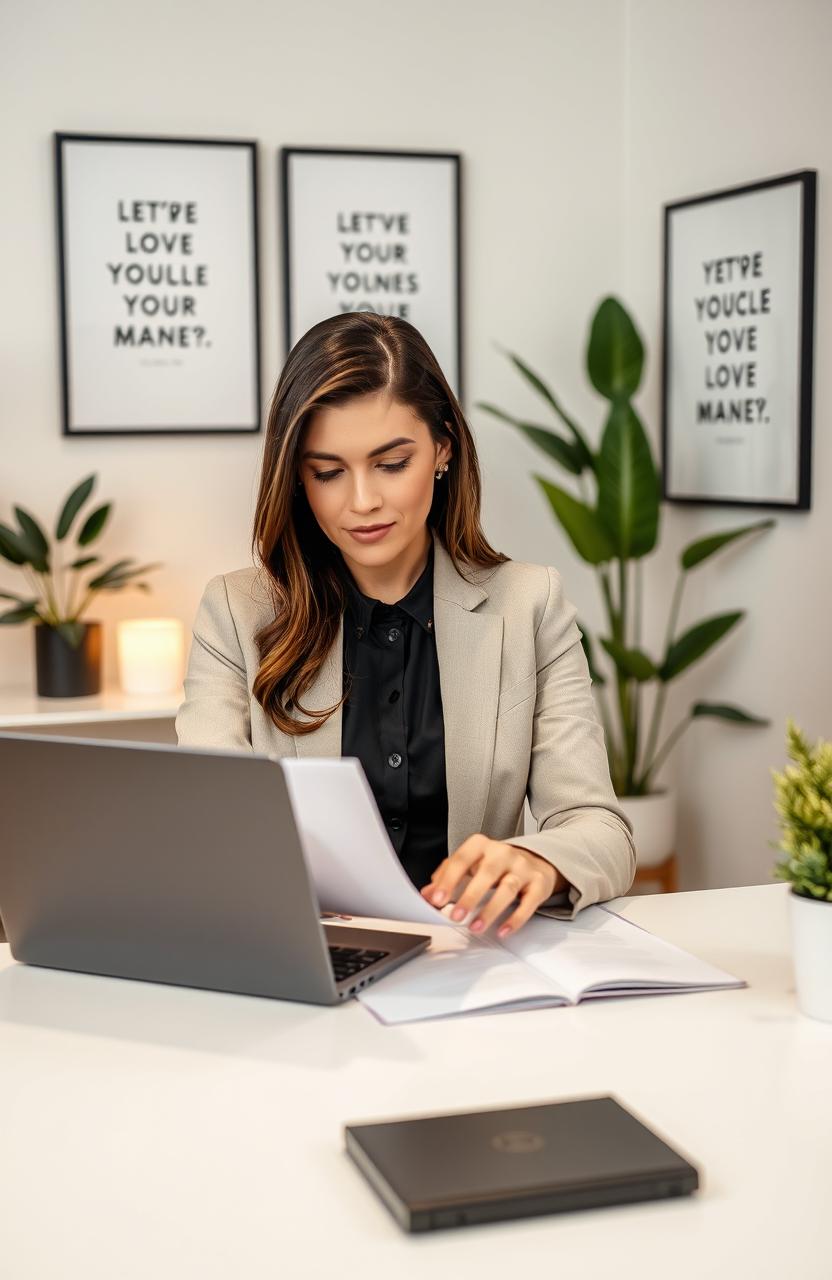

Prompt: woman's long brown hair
[{"left": 251, "top": 312, "right": 509, "bottom": 735}]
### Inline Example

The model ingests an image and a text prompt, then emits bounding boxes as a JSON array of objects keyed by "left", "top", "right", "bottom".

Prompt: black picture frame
[
  {"left": 280, "top": 146, "right": 464, "bottom": 403},
  {"left": 55, "top": 131, "right": 262, "bottom": 437},
  {"left": 661, "top": 169, "right": 816, "bottom": 509}
]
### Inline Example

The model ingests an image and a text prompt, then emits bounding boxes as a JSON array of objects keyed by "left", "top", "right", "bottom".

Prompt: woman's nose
[{"left": 350, "top": 472, "right": 382, "bottom": 509}]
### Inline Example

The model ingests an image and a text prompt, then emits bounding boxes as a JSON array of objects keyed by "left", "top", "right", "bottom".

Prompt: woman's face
[{"left": 298, "top": 391, "right": 452, "bottom": 569}]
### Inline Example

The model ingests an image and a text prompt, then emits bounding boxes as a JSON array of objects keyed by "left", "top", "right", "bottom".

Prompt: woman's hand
[{"left": 419, "top": 834, "right": 566, "bottom": 938}]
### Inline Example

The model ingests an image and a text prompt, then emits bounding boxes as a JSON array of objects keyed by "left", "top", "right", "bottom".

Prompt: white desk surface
[
  {"left": 0, "top": 684, "right": 183, "bottom": 727},
  {"left": 0, "top": 882, "right": 828, "bottom": 1279}
]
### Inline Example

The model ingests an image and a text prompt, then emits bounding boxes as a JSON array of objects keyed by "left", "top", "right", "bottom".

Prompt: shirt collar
[{"left": 339, "top": 536, "right": 435, "bottom": 636}]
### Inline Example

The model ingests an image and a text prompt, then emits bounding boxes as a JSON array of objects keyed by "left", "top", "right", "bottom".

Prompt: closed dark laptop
[{"left": 345, "top": 1094, "right": 700, "bottom": 1232}]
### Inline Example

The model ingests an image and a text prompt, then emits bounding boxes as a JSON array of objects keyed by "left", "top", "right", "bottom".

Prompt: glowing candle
[{"left": 117, "top": 618, "right": 184, "bottom": 695}]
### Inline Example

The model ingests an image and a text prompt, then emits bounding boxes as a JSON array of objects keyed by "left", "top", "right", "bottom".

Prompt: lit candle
[{"left": 117, "top": 618, "right": 185, "bottom": 695}]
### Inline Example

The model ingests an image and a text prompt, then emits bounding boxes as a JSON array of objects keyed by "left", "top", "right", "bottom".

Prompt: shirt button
[
  {"left": 388, "top": 817, "right": 403, "bottom": 831},
  {"left": 387, "top": 752, "right": 402, "bottom": 768},
  {"left": 387, "top": 627, "right": 400, "bottom": 642}
]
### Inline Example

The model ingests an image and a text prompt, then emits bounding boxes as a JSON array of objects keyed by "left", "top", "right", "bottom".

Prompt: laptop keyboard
[{"left": 328, "top": 944, "right": 390, "bottom": 985}]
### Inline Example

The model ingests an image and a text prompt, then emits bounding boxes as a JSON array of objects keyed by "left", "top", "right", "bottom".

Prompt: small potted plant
[
  {"left": 772, "top": 720, "right": 832, "bottom": 1024},
  {"left": 0, "top": 474, "right": 160, "bottom": 697},
  {"left": 477, "top": 296, "right": 772, "bottom": 874}
]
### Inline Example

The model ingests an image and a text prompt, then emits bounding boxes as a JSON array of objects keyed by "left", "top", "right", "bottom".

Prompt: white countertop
[
  {"left": 0, "top": 881, "right": 828, "bottom": 1279},
  {"left": 0, "top": 684, "right": 183, "bottom": 726}
]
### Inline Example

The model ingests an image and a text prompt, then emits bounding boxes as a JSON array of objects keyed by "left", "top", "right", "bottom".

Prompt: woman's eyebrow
[{"left": 301, "top": 436, "right": 415, "bottom": 462}]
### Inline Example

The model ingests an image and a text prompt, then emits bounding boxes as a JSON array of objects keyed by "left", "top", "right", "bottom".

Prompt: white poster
[
  {"left": 662, "top": 171, "right": 815, "bottom": 508},
  {"left": 56, "top": 134, "right": 261, "bottom": 434},
  {"left": 282, "top": 148, "right": 462, "bottom": 398}
]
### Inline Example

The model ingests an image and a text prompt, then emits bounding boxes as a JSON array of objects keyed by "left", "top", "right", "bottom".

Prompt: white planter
[
  {"left": 788, "top": 888, "right": 832, "bottom": 1023},
  {"left": 617, "top": 790, "right": 677, "bottom": 869}
]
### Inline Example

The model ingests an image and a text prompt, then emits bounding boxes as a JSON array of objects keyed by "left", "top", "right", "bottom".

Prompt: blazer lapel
[
  {"left": 431, "top": 532, "right": 503, "bottom": 854},
  {"left": 293, "top": 528, "right": 504, "bottom": 857}
]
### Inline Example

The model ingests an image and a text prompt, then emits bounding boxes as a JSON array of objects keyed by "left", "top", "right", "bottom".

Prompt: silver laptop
[{"left": 0, "top": 732, "right": 430, "bottom": 1004}]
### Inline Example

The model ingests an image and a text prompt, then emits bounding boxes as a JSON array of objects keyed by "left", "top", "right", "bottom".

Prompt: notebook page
[
  {"left": 499, "top": 907, "right": 746, "bottom": 1002},
  {"left": 356, "top": 922, "right": 569, "bottom": 1025}
]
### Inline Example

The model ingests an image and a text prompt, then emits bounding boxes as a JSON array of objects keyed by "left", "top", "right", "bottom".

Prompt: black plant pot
[{"left": 34, "top": 621, "right": 103, "bottom": 698}]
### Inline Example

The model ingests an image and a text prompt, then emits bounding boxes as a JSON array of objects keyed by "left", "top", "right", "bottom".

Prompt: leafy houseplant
[
  {"left": 0, "top": 474, "right": 161, "bottom": 697},
  {"left": 771, "top": 720, "right": 832, "bottom": 1023},
  {"left": 477, "top": 296, "right": 773, "bottom": 804}
]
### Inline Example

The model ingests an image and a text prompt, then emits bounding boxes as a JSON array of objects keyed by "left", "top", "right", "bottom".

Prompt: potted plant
[
  {"left": 772, "top": 720, "right": 832, "bottom": 1023},
  {"left": 0, "top": 474, "right": 161, "bottom": 697},
  {"left": 477, "top": 296, "right": 772, "bottom": 870}
]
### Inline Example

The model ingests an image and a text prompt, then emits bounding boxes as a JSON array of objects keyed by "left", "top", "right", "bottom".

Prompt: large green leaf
[
  {"left": 600, "top": 637, "right": 658, "bottom": 682},
  {"left": 587, "top": 296, "right": 645, "bottom": 403},
  {"left": 476, "top": 402, "right": 585, "bottom": 474},
  {"left": 497, "top": 347, "right": 596, "bottom": 472},
  {"left": 0, "top": 602, "right": 41, "bottom": 624},
  {"left": 87, "top": 558, "right": 135, "bottom": 590},
  {"left": 56, "top": 621, "right": 86, "bottom": 648},
  {"left": 680, "top": 519, "right": 776, "bottom": 570},
  {"left": 534, "top": 476, "right": 615, "bottom": 565},
  {"left": 659, "top": 612, "right": 744, "bottom": 681},
  {"left": 691, "top": 701, "right": 769, "bottom": 725},
  {"left": 596, "top": 402, "right": 659, "bottom": 559},
  {"left": 88, "top": 561, "right": 162, "bottom": 591},
  {"left": 12, "top": 507, "right": 50, "bottom": 572},
  {"left": 56, "top": 474, "right": 96, "bottom": 540},
  {"left": 578, "top": 623, "right": 606, "bottom": 686},
  {"left": 77, "top": 503, "right": 112, "bottom": 546},
  {"left": 0, "top": 523, "right": 28, "bottom": 565}
]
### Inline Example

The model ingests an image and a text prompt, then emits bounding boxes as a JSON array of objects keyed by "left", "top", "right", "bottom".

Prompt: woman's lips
[{"left": 347, "top": 523, "right": 394, "bottom": 543}]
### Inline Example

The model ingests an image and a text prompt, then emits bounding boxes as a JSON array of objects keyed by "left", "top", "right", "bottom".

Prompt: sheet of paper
[
  {"left": 500, "top": 906, "right": 747, "bottom": 1002},
  {"left": 279, "top": 757, "right": 446, "bottom": 926}
]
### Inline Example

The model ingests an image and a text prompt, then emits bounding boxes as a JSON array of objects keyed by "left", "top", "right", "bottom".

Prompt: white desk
[{"left": 0, "top": 883, "right": 828, "bottom": 1279}]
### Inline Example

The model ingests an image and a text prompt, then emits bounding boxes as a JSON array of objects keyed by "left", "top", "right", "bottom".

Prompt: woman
[{"left": 176, "top": 313, "right": 635, "bottom": 938}]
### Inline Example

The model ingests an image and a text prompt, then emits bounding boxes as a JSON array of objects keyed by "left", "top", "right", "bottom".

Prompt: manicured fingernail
[
  {"left": 451, "top": 905, "right": 465, "bottom": 921},
  {"left": 470, "top": 919, "right": 484, "bottom": 933},
  {"left": 497, "top": 925, "right": 511, "bottom": 938},
  {"left": 432, "top": 889, "right": 446, "bottom": 906}
]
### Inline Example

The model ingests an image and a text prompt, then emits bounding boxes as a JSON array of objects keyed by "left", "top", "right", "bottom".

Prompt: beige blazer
[{"left": 175, "top": 527, "right": 636, "bottom": 919}]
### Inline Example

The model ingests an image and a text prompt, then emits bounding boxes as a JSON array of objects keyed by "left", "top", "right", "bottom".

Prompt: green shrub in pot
[
  {"left": 772, "top": 720, "right": 832, "bottom": 1023},
  {"left": 0, "top": 473, "right": 161, "bottom": 696}
]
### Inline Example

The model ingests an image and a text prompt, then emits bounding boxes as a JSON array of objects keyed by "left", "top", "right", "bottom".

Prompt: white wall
[
  {"left": 620, "top": 0, "right": 832, "bottom": 889},
  {"left": 1, "top": 0, "right": 828, "bottom": 892}
]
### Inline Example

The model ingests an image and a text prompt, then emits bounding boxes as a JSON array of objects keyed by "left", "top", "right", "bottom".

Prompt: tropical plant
[
  {"left": 477, "top": 295, "right": 773, "bottom": 796},
  {"left": 0, "top": 473, "right": 160, "bottom": 647},
  {"left": 772, "top": 720, "right": 832, "bottom": 902}
]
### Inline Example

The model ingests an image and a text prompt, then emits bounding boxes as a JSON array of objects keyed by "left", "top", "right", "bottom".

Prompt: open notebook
[{"left": 279, "top": 757, "right": 747, "bottom": 1025}]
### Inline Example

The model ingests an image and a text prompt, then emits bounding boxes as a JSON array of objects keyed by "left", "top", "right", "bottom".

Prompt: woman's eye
[{"left": 311, "top": 459, "right": 412, "bottom": 484}]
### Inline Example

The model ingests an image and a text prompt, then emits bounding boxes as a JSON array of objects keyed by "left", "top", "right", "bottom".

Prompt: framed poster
[
  {"left": 662, "top": 169, "right": 816, "bottom": 509},
  {"left": 55, "top": 132, "right": 262, "bottom": 435},
  {"left": 281, "top": 147, "right": 463, "bottom": 400}
]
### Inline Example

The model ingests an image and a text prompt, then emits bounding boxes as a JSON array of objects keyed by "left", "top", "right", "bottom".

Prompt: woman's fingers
[
  {"left": 420, "top": 836, "right": 488, "bottom": 907},
  {"left": 468, "top": 875, "right": 523, "bottom": 933},
  {"left": 448, "top": 863, "right": 512, "bottom": 921},
  {"left": 496, "top": 875, "right": 550, "bottom": 938}
]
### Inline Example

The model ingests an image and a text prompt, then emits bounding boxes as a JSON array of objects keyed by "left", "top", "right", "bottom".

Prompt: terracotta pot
[
  {"left": 34, "top": 621, "right": 103, "bottom": 698},
  {"left": 617, "top": 790, "right": 677, "bottom": 869}
]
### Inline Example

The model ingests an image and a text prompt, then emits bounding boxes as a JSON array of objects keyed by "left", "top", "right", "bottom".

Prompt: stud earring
[{"left": 435, "top": 462, "right": 449, "bottom": 479}]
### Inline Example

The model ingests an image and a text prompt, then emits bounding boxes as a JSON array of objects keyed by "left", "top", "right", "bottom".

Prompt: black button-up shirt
[{"left": 336, "top": 537, "right": 449, "bottom": 889}]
